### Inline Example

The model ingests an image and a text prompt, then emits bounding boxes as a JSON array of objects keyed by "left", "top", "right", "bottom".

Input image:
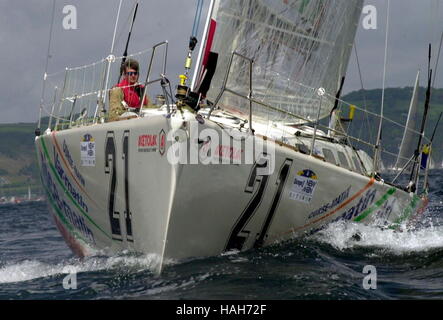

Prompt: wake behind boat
[{"left": 35, "top": 0, "right": 433, "bottom": 273}]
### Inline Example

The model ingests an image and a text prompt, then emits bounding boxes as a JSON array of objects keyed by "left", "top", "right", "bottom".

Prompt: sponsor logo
[
  {"left": 199, "top": 141, "right": 244, "bottom": 163},
  {"left": 331, "top": 189, "right": 377, "bottom": 223},
  {"left": 80, "top": 134, "right": 95, "bottom": 166},
  {"left": 215, "top": 145, "right": 243, "bottom": 162},
  {"left": 289, "top": 169, "right": 318, "bottom": 203},
  {"left": 138, "top": 130, "right": 167, "bottom": 155},
  {"left": 81, "top": 134, "right": 94, "bottom": 142},
  {"left": 199, "top": 141, "right": 244, "bottom": 164},
  {"left": 309, "top": 186, "right": 351, "bottom": 219},
  {"left": 63, "top": 140, "right": 85, "bottom": 186},
  {"left": 55, "top": 153, "right": 89, "bottom": 213},
  {"left": 40, "top": 151, "right": 95, "bottom": 244},
  {"left": 138, "top": 134, "right": 158, "bottom": 152}
]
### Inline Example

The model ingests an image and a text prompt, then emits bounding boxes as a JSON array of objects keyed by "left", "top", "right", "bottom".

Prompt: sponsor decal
[
  {"left": 137, "top": 129, "right": 166, "bottom": 156},
  {"left": 159, "top": 129, "right": 166, "bottom": 156},
  {"left": 199, "top": 141, "right": 243, "bottom": 163},
  {"left": 355, "top": 188, "right": 396, "bottom": 223},
  {"left": 55, "top": 152, "right": 89, "bottom": 213},
  {"left": 309, "top": 186, "right": 351, "bottom": 219},
  {"left": 214, "top": 145, "right": 243, "bottom": 162},
  {"left": 80, "top": 134, "right": 96, "bottom": 167},
  {"left": 330, "top": 188, "right": 377, "bottom": 223},
  {"left": 289, "top": 169, "right": 318, "bottom": 203},
  {"left": 40, "top": 151, "right": 95, "bottom": 244},
  {"left": 138, "top": 134, "right": 158, "bottom": 152},
  {"left": 39, "top": 137, "right": 111, "bottom": 240},
  {"left": 63, "top": 140, "right": 85, "bottom": 186},
  {"left": 267, "top": 179, "right": 376, "bottom": 241}
]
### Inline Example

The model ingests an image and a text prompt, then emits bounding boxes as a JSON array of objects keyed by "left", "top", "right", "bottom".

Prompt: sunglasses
[{"left": 126, "top": 71, "right": 138, "bottom": 76}]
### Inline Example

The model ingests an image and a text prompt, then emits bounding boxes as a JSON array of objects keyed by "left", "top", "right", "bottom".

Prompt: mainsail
[
  {"left": 204, "top": 0, "right": 363, "bottom": 123},
  {"left": 394, "top": 71, "right": 421, "bottom": 170}
]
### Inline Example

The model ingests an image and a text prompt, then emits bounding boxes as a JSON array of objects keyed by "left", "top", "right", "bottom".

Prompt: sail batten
[{"left": 206, "top": 0, "right": 364, "bottom": 123}]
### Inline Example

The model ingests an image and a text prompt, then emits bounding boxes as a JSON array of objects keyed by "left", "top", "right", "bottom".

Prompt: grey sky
[
  {"left": 345, "top": 0, "right": 443, "bottom": 94},
  {"left": 0, "top": 0, "right": 442, "bottom": 123}
]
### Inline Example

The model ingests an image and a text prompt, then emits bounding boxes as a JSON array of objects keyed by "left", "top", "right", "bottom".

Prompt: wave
[
  {"left": 0, "top": 252, "right": 164, "bottom": 284},
  {"left": 312, "top": 219, "right": 443, "bottom": 254}
]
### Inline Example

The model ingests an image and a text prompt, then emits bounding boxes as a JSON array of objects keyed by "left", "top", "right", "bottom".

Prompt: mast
[
  {"left": 409, "top": 44, "right": 433, "bottom": 192},
  {"left": 421, "top": 111, "right": 441, "bottom": 193},
  {"left": 120, "top": 1, "right": 140, "bottom": 77}
]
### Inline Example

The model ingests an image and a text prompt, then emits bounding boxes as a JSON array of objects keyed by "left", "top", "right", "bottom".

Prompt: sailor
[{"left": 109, "top": 59, "right": 152, "bottom": 121}]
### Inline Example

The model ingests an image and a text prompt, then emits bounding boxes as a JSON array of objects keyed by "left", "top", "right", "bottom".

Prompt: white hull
[{"left": 35, "top": 111, "right": 428, "bottom": 272}]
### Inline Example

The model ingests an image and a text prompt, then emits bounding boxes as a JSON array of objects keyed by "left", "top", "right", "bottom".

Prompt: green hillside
[
  {"left": 341, "top": 87, "right": 443, "bottom": 167},
  {"left": 0, "top": 123, "right": 42, "bottom": 197}
]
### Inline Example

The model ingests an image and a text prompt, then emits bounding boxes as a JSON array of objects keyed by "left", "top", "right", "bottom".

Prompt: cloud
[
  {"left": 0, "top": 0, "right": 442, "bottom": 123},
  {"left": 344, "top": 0, "right": 443, "bottom": 94},
  {"left": 0, "top": 0, "right": 206, "bottom": 123}
]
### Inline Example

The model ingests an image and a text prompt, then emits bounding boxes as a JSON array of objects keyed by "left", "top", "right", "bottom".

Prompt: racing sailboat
[{"left": 35, "top": 0, "right": 431, "bottom": 273}]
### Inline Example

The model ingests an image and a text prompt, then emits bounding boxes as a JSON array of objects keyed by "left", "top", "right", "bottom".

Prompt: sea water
[{"left": 1, "top": 170, "right": 443, "bottom": 300}]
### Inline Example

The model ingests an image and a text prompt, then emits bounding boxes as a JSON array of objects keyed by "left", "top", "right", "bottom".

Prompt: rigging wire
[
  {"left": 121, "top": 0, "right": 140, "bottom": 65},
  {"left": 430, "top": 0, "right": 442, "bottom": 88},
  {"left": 110, "top": 0, "right": 123, "bottom": 55},
  {"left": 432, "top": 30, "right": 443, "bottom": 88},
  {"left": 37, "top": 0, "right": 56, "bottom": 134},
  {"left": 95, "top": 0, "right": 123, "bottom": 122},
  {"left": 114, "top": 1, "right": 139, "bottom": 51},
  {"left": 353, "top": 42, "right": 373, "bottom": 145},
  {"left": 374, "top": 0, "right": 390, "bottom": 173}
]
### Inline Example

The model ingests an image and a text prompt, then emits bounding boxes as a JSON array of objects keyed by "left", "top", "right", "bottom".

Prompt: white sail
[
  {"left": 394, "top": 71, "right": 420, "bottom": 170},
  {"left": 206, "top": 0, "right": 363, "bottom": 123}
]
